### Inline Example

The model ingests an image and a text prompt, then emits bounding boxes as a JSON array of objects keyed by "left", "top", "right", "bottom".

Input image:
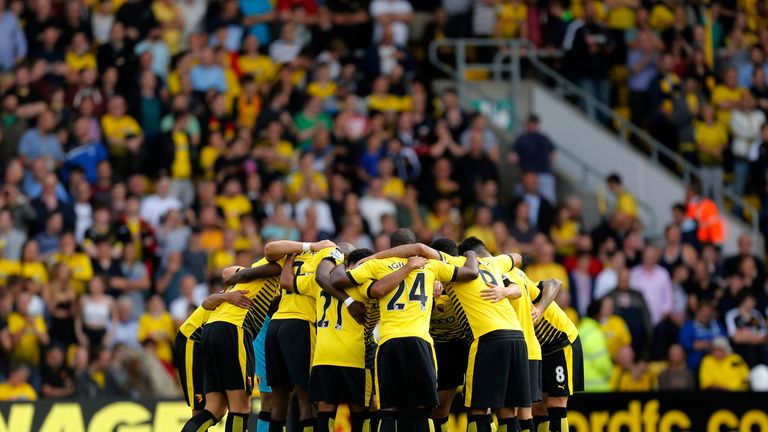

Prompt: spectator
[
  {"left": 45, "top": 264, "right": 80, "bottom": 348},
  {"left": 76, "top": 347, "right": 122, "bottom": 397},
  {"left": 605, "top": 173, "right": 638, "bottom": 222},
  {"left": 513, "top": 172, "right": 554, "bottom": 234},
  {"left": 189, "top": 47, "right": 226, "bottom": 93},
  {"left": 0, "top": 0, "right": 27, "bottom": 72},
  {"left": 78, "top": 276, "right": 115, "bottom": 348},
  {"left": 40, "top": 345, "right": 75, "bottom": 398},
  {"left": 508, "top": 114, "right": 557, "bottom": 202},
  {"left": 526, "top": 241, "right": 569, "bottom": 291},
  {"left": 627, "top": 32, "right": 659, "bottom": 129},
  {"left": 137, "top": 295, "right": 175, "bottom": 365},
  {"left": 169, "top": 274, "right": 201, "bottom": 327},
  {"left": 724, "top": 291, "right": 767, "bottom": 367},
  {"left": 359, "top": 178, "right": 397, "bottom": 236},
  {"left": 712, "top": 67, "right": 746, "bottom": 126},
  {"left": 595, "top": 296, "right": 632, "bottom": 360},
  {"left": 155, "top": 251, "right": 190, "bottom": 306},
  {"left": 730, "top": 93, "right": 766, "bottom": 197},
  {"left": 0, "top": 209, "right": 27, "bottom": 261},
  {"left": 699, "top": 337, "right": 750, "bottom": 391},
  {"left": 101, "top": 95, "right": 143, "bottom": 176},
  {"left": 594, "top": 251, "right": 625, "bottom": 300},
  {"left": 140, "top": 176, "right": 182, "bottom": 230},
  {"left": 607, "top": 268, "right": 652, "bottom": 359},
  {"left": 111, "top": 296, "right": 140, "bottom": 350},
  {"left": 117, "top": 246, "right": 151, "bottom": 319},
  {"left": 0, "top": 363, "right": 37, "bottom": 401},
  {"left": 7, "top": 291, "right": 49, "bottom": 368},
  {"left": 657, "top": 344, "right": 696, "bottom": 391},
  {"left": 269, "top": 22, "right": 303, "bottom": 64},
  {"left": 370, "top": 0, "right": 413, "bottom": 46},
  {"left": 579, "top": 300, "right": 614, "bottom": 392},
  {"left": 684, "top": 180, "right": 725, "bottom": 247},
  {"left": 679, "top": 301, "right": 726, "bottom": 371},
  {"left": 724, "top": 234, "right": 766, "bottom": 280},
  {"left": 610, "top": 346, "right": 655, "bottom": 391},
  {"left": 18, "top": 110, "right": 63, "bottom": 167},
  {"left": 459, "top": 113, "right": 500, "bottom": 163},
  {"left": 629, "top": 245, "right": 673, "bottom": 327}
]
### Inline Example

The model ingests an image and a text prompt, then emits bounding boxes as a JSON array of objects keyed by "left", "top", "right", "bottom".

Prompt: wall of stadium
[
  {"left": 531, "top": 83, "right": 750, "bottom": 254},
  {"left": 2, "top": 392, "right": 768, "bottom": 431}
]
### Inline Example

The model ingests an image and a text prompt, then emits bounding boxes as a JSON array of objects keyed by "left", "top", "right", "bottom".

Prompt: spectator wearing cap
[
  {"left": 0, "top": 0, "right": 26, "bottom": 72},
  {"left": 509, "top": 114, "right": 557, "bottom": 203},
  {"left": 699, "top": 337, "right": 750, "bottom": 391}
]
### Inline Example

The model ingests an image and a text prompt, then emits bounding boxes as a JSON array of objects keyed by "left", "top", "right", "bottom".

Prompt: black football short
[
  {"left": 542, "top": 336, "right": 584, "bottom": 397},
  {"left": 375, "top": 337, "right": 438, "bottom": 410},
  {"left": 265, "top": 318, "right": 315, "bottom": 389},
  {"left": 201, "top": 322, "right": 255, "bottom": 394},
  {"left": 309, "top": 365, "right": 373, "bottom": 406},
  {"left": 434, "top": 339, "right": 470, "bottom": 391},
  {"left": 465, "top": 330, "right": 531, "bottom": 409},
  {"left": 175, "top": 332, "right": 205, "bottom": 410},
  {"left": 529, "top": 359, "right": 543, "bottom": 402}
]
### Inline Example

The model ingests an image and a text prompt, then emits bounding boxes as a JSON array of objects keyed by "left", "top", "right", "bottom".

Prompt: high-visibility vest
[{"left": 686, "top": 198, "right": 725, "bottom": 245}]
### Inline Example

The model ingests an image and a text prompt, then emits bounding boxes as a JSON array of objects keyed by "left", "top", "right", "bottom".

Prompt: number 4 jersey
[{"left": 346, "top": 258, "right": 460, "bottom": 345}]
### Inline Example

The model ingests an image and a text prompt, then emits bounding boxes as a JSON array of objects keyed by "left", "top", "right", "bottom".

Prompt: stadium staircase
[{"left": 428, "top": 38, "right": 761, "bottom": 253}]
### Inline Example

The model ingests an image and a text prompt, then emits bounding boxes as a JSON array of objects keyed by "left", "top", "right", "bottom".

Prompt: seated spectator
[
  {"left": 725, "top": 291, "right": 768, "bottom": 367},
  {"left": 595, "top": 296, "right": 632, "bottom": 360},
  {"left": 699, "top": 337, "right": 750, "bottom": 391},
  {"left": 76, "top": 347, "right": 122, "bottom": 397},
  {"left": 657, "top": 344, "right": 696, "bottom": 391},
  {"left": 526, "top": 241, "right": 569, "bottom": 291},
  {"left": 580, "top": 300, "right": 614, "bottom": 392},
  {"left": 679, "top": 301, "right": 726, "bottom": 371},
  {"left": 610, "top": 346, "right": 655, "bottom": 391},
  {"left": 137, "top": 295, "right": 175, "bottom": 365},
  {"left": 40, "top": 345, "right": 75, "bottom": 398},
  {"left": 0, "top": 364, "right": 37, "bottom": 401},
  {"left": 607, "top": 268, "right": 653, "bottom": 359},
  {"left": 111, "top": 296, "right": 140, "bottom": 350}
]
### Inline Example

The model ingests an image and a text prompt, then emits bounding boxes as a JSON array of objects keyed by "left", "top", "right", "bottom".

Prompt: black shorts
[
  {"left": 542, "top": 336, "right": 585, "bottom": 397},
  {"left": 309, "top": 365, "right": 373, "bottom": 406},
  {"left": 434, "top": 339, "right": 469, "bottom": 391},
  {"left": 529, "top": 359, "right": 543, "bottom": 402},
  {"left": 201, "top": 322, "right": 255, "bottom": 394},
  {"left": 265, "top": 318, "right": 315, "bottom": 389},
  {"left": 375, "top": 337, "right": 438, "bottom": 410},
  {"left": 175, "top": 332, "right": 205, "bottom": 410},
  {"left": 465, "top": 330, "right": 531, "bottom": 409}
]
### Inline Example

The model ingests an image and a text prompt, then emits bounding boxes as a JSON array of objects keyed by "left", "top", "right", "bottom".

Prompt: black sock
[
  {"left": 350, "top": 412, "right": 368, "bottom": 432},
  {"left": 300, "top": 418, "right": 316, "bottom": 432},
  {"left": 410, "top": 409, "right": 432, "bottom": 432},
  {"left": 519, "top": 419, "right": 534, "bottom": 432},
  {"left": 467, "top": 414, "right": 493, "bottom": 432},
  {"left": 181, "top": 409, "right": 218, "bottom": 432},
  {"left": 317, "top": 412, "right": 335, "bottom": 432},
  {"left": 498, "top": 417, "right": 520, "bottom": 432},
  {"left": 433, "top": 416, "right": 449, "bottom": 432},
  {"left": 377, "top": 412, "right": 396, "bottom": 432},
  {"left": 369, "top": 411, "right": 381, "bottom": 432},
  {"left": 548, "top": 408, "right": 567, "bottom": 432},
  {"left": 269, "top": 420, "right": 286, "bottom": 432},
  {"left": 226, "top": 412, "right": 249, "bottom": 432},
  {"left": 533, "top": 416, "right": 549, "bottom": 432}
]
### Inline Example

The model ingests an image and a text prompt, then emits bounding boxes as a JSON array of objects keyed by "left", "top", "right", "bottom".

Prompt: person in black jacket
[{"left": 511, "top": 171, "right": 554, "bottom": 234}]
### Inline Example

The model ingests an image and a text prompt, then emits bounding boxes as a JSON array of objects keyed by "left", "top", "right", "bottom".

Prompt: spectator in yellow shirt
[
  {"left": 597, "top": 296, "right": 633, "bottom": 359},
  {"left": 7, "top": 291, "right": 50, "bottom": 367},
  {"left": 49, "top": 232, "right": 94, "bottom": 295},
  {"left": 606, "top": 173, "right": 638, "bottom": 220},
  {"left": 611, "top": 346, "right": 656, "bottom": 391},
  {"left": 101, "top": 95, "right": 143, "bottom": 175},
  {"left": 495, "top": 0, "right": 528, "bottom": 39},
  {"left": 286, "top": 152, "right": 329, "bottom": 202},
  {"left": 526, "top": 241, "right": 570, "bottom": 291},
  {"left": 699, "top": 337, "right": 750, "bottom": 391},
  {"left": 694, "top": 104, "right": 728, "bottom": 203},
  {"left": 65, "top": 32, "right": 97, "bottom": 80},
  {"left": 20, "top": 240, "right": 48, "bottom": 288},
  {"left": 711, "top": 67, "right": 746, "bottom": 125},
  {"left": 165, "top": 114, "right": 195, "bottom": 207},
  {"left": 464, "top": 207, "right": 498, "bottom": 254},
  {"left": 237, "top": 34, "right": 276, "bottom": 87},
  {"left": 137, "top": 295, "right": 176, "bottom": 365},
  {"left": 0, "top": 364, "right": 37, "bottom": 401},
  {"left": 215, "top": 177, "right": 253, "bottom": 232},
  {"left": 379, "top": 157, "right": 406, "bottom": 202},
  {"left": 550, "top": 206, "right": 580, "bottom": 257},
  {"left": 307, "top": 62, "right": 338, "bottom": 109}
]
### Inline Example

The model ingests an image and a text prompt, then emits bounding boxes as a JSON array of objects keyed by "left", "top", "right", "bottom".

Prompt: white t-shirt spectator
[
  {"left": 140, "top": 194, "right": 182, "bottom": 229},
  {"left": 359, "top": 195, "right": 396, "bottom": 235},
  {"left": 269, "top": 38, "right": 302, "bottom": 64},
  {"left": 370, "top": 0, "right": 413, "bottom": 46},
  {"left": 730, "top": 108, "right": 766, "bottom": 160},
  {"left": 295, "top": 198, "right": 336, "bottom": 235}
]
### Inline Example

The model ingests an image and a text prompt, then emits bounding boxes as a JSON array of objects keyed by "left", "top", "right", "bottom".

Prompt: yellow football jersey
[
  {"left": 179, "top": 306, "right": 212, "bottom": 342},
  {"left": 504, "top": 268, "right": 543, "bottom": 360},
  {"left": 440, "top": 253, "right": 521, "bottom": 339},
  {"left": 430, "top": 294, "right": 467, "bottom": 343},
  {"left": 208, "top": 257, "right": 286, "bottom": 340},
  {"left": 297, "top": 275, "right": 374, "bottom": 368},
  {"left": 347, "top": 258, "right": 459, "bottom": 345},
  {"left": 526, "top": 277, "right": 579, "bottom": 355},
  {"left": 273, "top": 247, "right": 345, "bottom": 322}
]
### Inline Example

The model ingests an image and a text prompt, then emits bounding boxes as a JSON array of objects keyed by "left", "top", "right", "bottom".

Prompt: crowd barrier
[{"left": 1, "top": 392, "right": 766, "bottom": 431}]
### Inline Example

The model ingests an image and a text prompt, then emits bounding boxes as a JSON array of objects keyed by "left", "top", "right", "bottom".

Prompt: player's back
[
  {"left": 208, "top": 257, "right": 283, "bottom": 339},
  {"left": 273, "top": 247, "right": 343, "bottom": 322},
  {"left": 442, "top": 253, "right": 521, "bottom": 339},
  {"left": 505, "top": 268, "right": 543, "bottom": 360},
  {"left": 521, "top": 274, "right": 579, "bottom": 355}
]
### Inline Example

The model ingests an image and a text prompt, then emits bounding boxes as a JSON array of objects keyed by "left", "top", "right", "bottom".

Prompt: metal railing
[{"left": 428, "top": 38, "right": 760, "bottom": 242}]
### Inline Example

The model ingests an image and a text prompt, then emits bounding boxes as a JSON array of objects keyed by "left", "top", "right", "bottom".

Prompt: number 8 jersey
[{"left": 346, "top": 258, "right": 459, "bottom": 345}]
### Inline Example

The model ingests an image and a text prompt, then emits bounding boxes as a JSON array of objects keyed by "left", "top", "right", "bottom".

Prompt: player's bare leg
[
  {"left": 181, "top": 391, "right": 227, "bottom": 432},
  {"left": 545, "top": 396, "right": 568, "bottom": 432},
  {"left": 532, "top": 396, "right": 549, "bottom": 432},
  {"left": 316, "top": 401, "right": 337, "bottom": 432},
  {"left": 496, "top": 407, "right": 519, "bottom": 432},
  {"left": 258, "top": 393, "right": 273, "bottom": 432},
  {"left": 466, "top": 408, "right": 493, "bottom": 432},
  {"left": 432, "top": 388, "right": 458, "bottom": 432},
  {"left": 270, "top": 387, "right": 291, "bottom": 432},
  {"left": 294, "top": 385, "right": 316, "bottom": 431},
  {"left": 225, "top": 389, "right": 252, "bottom": 432}
]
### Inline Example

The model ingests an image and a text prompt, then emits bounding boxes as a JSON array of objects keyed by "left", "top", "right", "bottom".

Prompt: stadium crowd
[{"left": 0, "top": 0, "right": 766, "bottom": 403}]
